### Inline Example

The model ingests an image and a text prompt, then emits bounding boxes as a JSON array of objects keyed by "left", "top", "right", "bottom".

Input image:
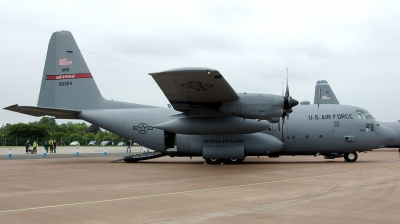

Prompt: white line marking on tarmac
[{"left": 1, "top": 165, "right": 400, "bottom": 214}]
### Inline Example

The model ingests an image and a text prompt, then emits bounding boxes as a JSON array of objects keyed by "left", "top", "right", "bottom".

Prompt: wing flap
[{"left": 4, "top": 104, "right": 80, "bottom": 119}]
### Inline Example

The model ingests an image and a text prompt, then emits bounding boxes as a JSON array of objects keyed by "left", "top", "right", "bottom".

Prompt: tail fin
[
  {"left": 5, "top": 31, "right": 155, "bottom": 118},
  {"left": 37, "top": 31, "right": 104, "bottom": 109},
  {"left": 313, "top": 80, "right": 339, "bottom": 105}
]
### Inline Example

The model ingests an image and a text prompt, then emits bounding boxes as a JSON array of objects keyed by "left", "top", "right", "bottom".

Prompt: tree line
[{"left": 0, "top": 117, "right": 124, "bottom": 146}]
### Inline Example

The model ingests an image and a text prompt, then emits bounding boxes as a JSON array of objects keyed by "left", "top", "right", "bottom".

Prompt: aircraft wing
[
  {"left": 150, "top": 68, "right": 238, "bottom": 111},
  {"left": 4, "top": 104, "right": 80, "bottom": 119}
]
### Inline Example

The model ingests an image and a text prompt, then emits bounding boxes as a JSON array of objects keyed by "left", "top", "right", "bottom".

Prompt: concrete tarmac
[{"left": 1, "top": 147, "right": 400, "bottom": 223}]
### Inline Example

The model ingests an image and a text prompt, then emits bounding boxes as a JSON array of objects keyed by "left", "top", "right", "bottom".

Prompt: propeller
[
  {"left": 282, "top": 68, "right": 298, "bottom": 121},
  {"left": 281, "top": 68, "right": 299, "bottom": 141}
]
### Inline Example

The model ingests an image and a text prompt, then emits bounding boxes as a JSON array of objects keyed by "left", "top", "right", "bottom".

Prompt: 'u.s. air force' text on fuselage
[{"left": 308, "top": 113, "right": 353, "bottom": 120}]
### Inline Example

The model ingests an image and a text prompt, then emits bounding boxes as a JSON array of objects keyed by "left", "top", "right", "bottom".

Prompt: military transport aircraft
[
  {"left": 4, "top": 31, "right": 396, "bottom": 164},
  {"left": 313, "top": 80, "right": 400, "bottom": 148}
]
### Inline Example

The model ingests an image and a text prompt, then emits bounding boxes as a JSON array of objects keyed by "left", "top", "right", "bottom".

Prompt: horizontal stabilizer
[{"left": 4, "top": 104, "right": 80, "bottom": 119}]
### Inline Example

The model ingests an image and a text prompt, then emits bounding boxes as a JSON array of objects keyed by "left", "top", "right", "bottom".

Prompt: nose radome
[{"left": 377, "top": 125, "right": 396, "bottom": 147}]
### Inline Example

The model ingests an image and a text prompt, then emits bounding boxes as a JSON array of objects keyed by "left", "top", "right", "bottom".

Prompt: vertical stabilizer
[
  {"left": 313, "top": 80, "right": 339, "bottom": 105},
  {"left": 38, "top": 31, "right": 104, "bottom": 109}
]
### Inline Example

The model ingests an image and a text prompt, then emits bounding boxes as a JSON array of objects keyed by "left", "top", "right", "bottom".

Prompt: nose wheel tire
[{"left": 344, "top": 152, "right": 358, "bottom": 162}]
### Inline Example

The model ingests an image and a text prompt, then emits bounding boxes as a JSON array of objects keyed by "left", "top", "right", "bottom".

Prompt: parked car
[
  {"left": 88, "top": 140, "right": 97, "bottom": 146},
  {"left": 117, "top": 142, "right": 126, "bottom": 146},
  {"left": 70, "top": 141, "right": 80, "bottom": 146},
  {"left": 133, "top": 142, "right": 139, "bottom": 146},
  {"left": 100, "top": 141, "right": 111, "bottom": 146}
]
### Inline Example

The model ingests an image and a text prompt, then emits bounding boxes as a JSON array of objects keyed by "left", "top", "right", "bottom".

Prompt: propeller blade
[
  {"left": 281, "top": 68, "right": 299, "bottom": 141},
  {"left": 285, "top": 68, "right": 290, "bottom": 97}
]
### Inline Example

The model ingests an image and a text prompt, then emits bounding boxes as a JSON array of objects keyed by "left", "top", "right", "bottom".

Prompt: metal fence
[{"left": 0, "top": 137, "right": 125, "bottom": 147}]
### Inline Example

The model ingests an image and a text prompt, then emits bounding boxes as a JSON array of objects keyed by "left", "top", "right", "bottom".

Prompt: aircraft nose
[{"left": 377, "top": 125, "right": 396, "bottom": 147}]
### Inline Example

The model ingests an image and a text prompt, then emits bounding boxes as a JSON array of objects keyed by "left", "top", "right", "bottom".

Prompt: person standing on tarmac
[
  {"left": 32, "top": 140, "right": 37, "bottom": 154},
  {"left": 49, "top": 138, "right": 53, "bottom": 153},
  {"left": 44, "top": 140, "right": 49, "bottom": 153},
  {"left": 127, "top": 139, "right": 132, "bottom": 153},
  {"left": 25, "top": 140, "right": 30, "bottom": 153},
  {"left": 53, "top": 140, "right": 57, "bottom": 153}
]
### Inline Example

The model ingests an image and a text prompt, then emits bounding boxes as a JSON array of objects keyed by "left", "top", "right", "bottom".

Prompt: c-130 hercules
[{"left": 4, "top": 31, "right": 396, "bottom": 164}]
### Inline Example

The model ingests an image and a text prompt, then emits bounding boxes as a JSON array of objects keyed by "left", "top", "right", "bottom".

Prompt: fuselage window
[
  {"left": 366, "top": 123, "right": 375, "bottom": 132},
  {"left": 356, "top": 110, "right": 375, "bottom": 120},
  {"left": 305, "top": 135, "right": 309, "bottom": 139},
  {"left": 319, "top": 135, "right": 323, "bottom": 138}
]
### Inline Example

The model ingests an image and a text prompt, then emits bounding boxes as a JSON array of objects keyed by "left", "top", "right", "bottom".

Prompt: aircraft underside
[{"left": 121, "top": 150, "right": 363, "bottom": 164}]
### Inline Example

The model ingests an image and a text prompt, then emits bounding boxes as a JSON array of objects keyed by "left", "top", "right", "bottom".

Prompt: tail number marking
[{"left": 59, "top": 81, "right": 72, "bottom": 86}]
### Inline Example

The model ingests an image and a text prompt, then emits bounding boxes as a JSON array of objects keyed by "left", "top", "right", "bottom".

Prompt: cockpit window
[{"left": 356, "top": 110, "right": 375, "bottom": 120}]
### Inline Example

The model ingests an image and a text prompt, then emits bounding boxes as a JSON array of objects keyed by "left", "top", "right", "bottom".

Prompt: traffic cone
[
  {"left": 104, "top": 146, "right": 108, "bottom": 155},
  {"left": 43, "top": 147, "right": 47, "bottom": 157},
  {"left": 76, "top": 146, "right": 79, "bottom": 156},
  {"left": 8, "top": 148, "right": 12, "bottom": 158}
]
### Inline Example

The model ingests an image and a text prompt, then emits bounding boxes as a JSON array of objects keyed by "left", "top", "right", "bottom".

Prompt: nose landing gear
[{"left": 344, "top": 152, "right": 358, "bottom": 162}]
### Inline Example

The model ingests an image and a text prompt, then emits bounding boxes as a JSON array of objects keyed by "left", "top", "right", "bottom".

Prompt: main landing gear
[
  {"left": 344, "top": 152, "right": 358, "bottom": 162},
  {"left": 205, "top": 159, "right": 245, "bottom": 164},
  {"left": 324, "top": 152, "right": 359, "bottom": 162}
]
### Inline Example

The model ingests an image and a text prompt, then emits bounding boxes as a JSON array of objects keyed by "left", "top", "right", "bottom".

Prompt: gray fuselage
[{"left": 77, "top": 103, "right": 393, "bottom": 157}]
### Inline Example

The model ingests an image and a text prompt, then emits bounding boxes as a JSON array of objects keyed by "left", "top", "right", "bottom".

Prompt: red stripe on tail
[{"left": 46, "top": 73, "right": 93, "bottom": 80}]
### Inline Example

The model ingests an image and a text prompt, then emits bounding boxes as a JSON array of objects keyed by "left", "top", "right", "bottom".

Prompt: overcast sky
[{"left": 1, "top": 0, "right": 400, "bottom": 126}]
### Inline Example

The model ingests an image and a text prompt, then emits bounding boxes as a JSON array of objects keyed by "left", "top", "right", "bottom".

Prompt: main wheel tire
[
  {"left": 226, "top": 159, "right": 244, "bottom": 164},
  {"left": 344, "top": 152, "right": 358, "bottom": 162},
  {"left": 205, "top": 159, "right": 221, "bottom": 164}
]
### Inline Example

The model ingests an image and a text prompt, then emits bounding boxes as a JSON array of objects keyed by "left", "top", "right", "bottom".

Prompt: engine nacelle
[
  {"left": 267, "top": 117, "right": 280, "bottom": 123},
  {"left": 154, "top": 117, "right": 270, "bottom": 135},
  {"left": 218, "top": 93, "right": 284, "bottom": 120}
]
